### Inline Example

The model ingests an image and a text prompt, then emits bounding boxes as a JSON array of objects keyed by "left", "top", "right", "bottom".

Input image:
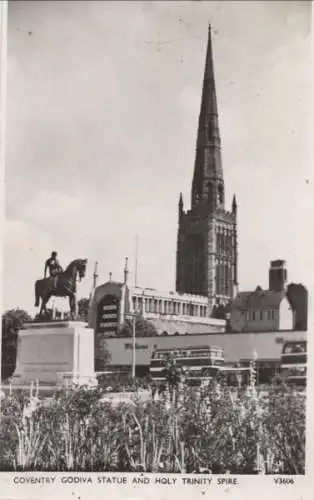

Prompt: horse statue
[{"left": 34, "top": 258, "right": 88, "bottom": 319}]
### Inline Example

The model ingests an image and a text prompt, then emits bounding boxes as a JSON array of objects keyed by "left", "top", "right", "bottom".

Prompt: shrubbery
[{"left": 0, "top": 381, "right": 305, "bottom": 474}]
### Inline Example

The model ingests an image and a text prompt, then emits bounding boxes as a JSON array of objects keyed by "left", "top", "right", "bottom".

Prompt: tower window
[
  {"left": 218, "top": 185, "right": 224, "bottom": 205},
  {"left": 207, "top": 181, "right": 214, "bottom": 203}
]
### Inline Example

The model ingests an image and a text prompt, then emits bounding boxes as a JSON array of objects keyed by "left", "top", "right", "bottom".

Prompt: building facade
[
  {"left": 229, "top": 260, "right": 308, "bottom": 333},
  {"left": 88, "top": 274, "right": 225, "bottom": 371},
  {"left": 176, "top": 25, "right": 238, "bottom": 312},
  {"left": 88, "top": 276, "right": 226, "bottom": 337},
  {"left": 102, "top": 329, "right": 307, "bottom": 379}
]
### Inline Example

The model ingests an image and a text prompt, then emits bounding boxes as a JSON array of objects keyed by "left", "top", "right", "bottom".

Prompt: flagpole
[{"left": 134, "top": 234, "right": 139, "bottom": 287}]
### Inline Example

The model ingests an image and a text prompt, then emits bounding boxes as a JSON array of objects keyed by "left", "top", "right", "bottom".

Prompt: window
[
  {"left": 207, "top": 181, "right": 214, "bottom": 202},
  {"left": 218, "top": 184, "right": 224, "bottom": 205},
  {"left": 224, "top": 264, "right": 229, "bottom": 295}
]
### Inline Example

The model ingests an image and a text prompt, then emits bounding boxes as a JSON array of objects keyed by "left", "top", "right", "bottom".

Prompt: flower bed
[{"left": 0, "top": 382, "right": 305, "bottom": 474}]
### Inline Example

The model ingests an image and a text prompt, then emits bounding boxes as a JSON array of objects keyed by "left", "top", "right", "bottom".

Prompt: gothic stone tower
[{"left": 176, "top": 25, "right": 238, "bottom": 313}]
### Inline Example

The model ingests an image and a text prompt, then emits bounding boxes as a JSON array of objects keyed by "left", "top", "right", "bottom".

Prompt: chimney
[{"left": 269, "top": 260, "right": 287, "bottom": 291}]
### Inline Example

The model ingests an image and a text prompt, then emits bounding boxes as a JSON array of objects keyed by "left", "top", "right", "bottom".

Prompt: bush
[{"left": 0, "top": 383, "right": 305, "bottom": 473}]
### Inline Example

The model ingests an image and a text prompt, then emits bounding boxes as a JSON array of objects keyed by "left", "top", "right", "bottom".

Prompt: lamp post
[
  {"left": 126, "top": 313, "right": 137, "bottom": 379},
  {"left": 252, "top": 349, "right": 258, "bottom": 386}
]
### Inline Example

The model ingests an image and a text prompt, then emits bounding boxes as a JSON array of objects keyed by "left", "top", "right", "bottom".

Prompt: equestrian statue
[{"left": 35, "top": 251, "right": 88, "bottom": 319}]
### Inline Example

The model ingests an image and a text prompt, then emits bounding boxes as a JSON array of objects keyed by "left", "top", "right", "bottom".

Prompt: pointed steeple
[
  {"left": 178, "top": 193, "right": 183, "bottom": 222},
  {"left": 178, "top": 192, "right": 184, "bottom": 220},
  {"left": 232, "top": 194, "right": 237, "bottom": 214},
  {"left": 191, "top": 24, "right": 224, "bottom": 210}
]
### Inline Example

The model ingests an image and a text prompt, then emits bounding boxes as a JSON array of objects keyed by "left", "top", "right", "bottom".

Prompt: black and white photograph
[{"left": 0, "top": 0, "right": 311, "bottom": 484}]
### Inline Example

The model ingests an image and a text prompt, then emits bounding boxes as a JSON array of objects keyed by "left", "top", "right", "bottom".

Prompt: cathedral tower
[{"left": 176, "top": 25, "right": 238, "bottom": 313}]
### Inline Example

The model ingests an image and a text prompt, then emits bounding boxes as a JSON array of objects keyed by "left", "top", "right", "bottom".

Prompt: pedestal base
[{"left": 11, "top": 321, "right": 97, "bottom": 388}]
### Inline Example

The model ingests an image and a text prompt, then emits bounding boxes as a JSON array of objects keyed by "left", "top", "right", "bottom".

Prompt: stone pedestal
[{"left": 11, "top": 321, "right": 97, "bottom": 388}]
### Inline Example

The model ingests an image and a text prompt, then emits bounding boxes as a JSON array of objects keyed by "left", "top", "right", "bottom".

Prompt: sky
[{"left": 3, "top": 0, "right": 313, "bottom": 317}]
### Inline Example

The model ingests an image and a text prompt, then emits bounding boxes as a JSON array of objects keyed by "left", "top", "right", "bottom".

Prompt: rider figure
[{"left": 44, "top": 251, "right": 63, "bottom": 288}]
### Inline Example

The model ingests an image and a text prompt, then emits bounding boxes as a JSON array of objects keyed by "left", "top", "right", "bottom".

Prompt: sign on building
[{"left": 97, "top": 294, "right": 120, "bottom": 336}]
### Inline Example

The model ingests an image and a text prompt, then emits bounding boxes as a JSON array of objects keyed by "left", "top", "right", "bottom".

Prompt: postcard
[{"left": 0, "top": 1, "right": 312, "bottom": 499}]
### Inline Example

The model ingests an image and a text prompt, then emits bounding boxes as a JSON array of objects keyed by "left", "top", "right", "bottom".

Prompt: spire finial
[
  {"left": 232, "top": 194, "right": 237, "bottom": 213},
  {"left": 179, "top": 192, "right": 183, "bottom": 210},
  {"left": 178, "top": 192, "right": 184, "bottom": 221},
  {"left": 124, "top": 257, "right": 129, "bottom": 284},
  {"left": 93, "top": 261, "right": 98, "bottom": 289}
]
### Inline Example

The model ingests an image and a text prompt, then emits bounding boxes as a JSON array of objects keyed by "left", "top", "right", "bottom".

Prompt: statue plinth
[{"left": 11, "top": 320, "right": 97, "bottom": 388}]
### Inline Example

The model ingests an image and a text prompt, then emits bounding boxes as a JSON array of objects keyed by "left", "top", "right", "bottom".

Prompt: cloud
[{"left": 22, "top": 190, "right": 80, "bottom": 227}]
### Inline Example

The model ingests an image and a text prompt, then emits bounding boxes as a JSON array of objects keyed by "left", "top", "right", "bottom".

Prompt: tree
[
  {"left": 286, "top": 283, "right": 308, "bottom": 330},
  {"left": 1, "top": 308, "right": 32, "bottom": 380},
  {"left": 117, "top": 314, "right": 158, "bottom": 337},
  {"left": 95, "top": 337, "right": 112, "bottom": 373}
]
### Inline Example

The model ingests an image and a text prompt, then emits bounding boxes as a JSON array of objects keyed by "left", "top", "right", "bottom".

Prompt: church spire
[{"left": 191, "top": 24, "right": 224, "bottom": 210}]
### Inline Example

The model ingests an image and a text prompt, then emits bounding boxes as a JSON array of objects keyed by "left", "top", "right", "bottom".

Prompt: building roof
[
  {"left": 130, "top": 285, "right": 209, "bottom": 304},
  {"left": 233, "top": 289, "right": 286, "bottom": 310},
  {"left": 148, "top": 318, "right": 223, "bottom": 336}
]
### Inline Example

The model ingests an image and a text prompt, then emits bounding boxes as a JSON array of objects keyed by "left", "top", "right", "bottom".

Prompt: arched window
[
  {"left": 218, "top": 184, "right": 224, "bottom": 205},
  {"left": 217, "top": 231, "right": 221, "bottom": 253},
  {"left": 207, "top": 181, "right": 214, "bottom": 202},
  {"left": 162, "top": 331, "right": 168, "bottom": 336},
  {"left": 174, "top": 331, "right": 179, "bottom": 336},
  {"left": 216, "top": 264, "right": 220, "bottom": 295}
]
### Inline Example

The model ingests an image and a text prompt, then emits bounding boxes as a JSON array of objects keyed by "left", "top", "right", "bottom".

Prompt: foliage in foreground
[
  {"left": 1, "top": 309, "right": 32, "bottom": 380},
  {"left": 0, "top": 382, "right": 305, "bottom": 474}
]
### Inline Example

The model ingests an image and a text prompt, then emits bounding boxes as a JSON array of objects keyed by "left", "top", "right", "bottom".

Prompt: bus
[
  {"left": 280, "top": 340, "right": 307, "bottom": 386},
  {"left": 149, "top": 345, "right": 225, "bottom": 386}
]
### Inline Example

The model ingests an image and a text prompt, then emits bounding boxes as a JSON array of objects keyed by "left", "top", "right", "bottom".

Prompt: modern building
[
  {"left": 88, "top": 266, "right": 226, "bottom": 370},
  {"left": 89, "top": 273, "right": 225, "bottom": 335},
  {"left": 101, "top": 329, "right": 307, "bottom": 380},
  {"left": 176, "top": 25, "right": 238, "bottom": 312}
]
